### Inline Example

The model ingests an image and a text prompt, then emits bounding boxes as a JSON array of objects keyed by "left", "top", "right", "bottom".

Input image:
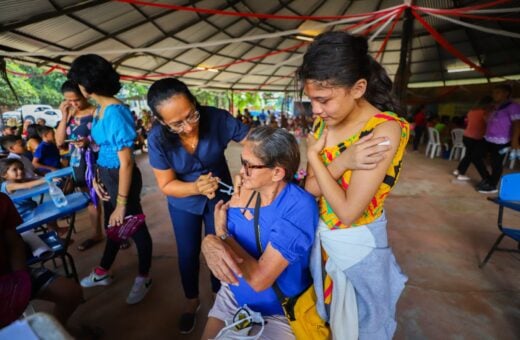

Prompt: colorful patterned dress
[{"left": 312, "top": 111, "right": 410, "bottom": 303}]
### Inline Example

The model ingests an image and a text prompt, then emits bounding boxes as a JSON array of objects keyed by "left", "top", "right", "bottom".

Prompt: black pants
[
  {"left": 484, "top": 141, "right": 509, "bottom": 186},
  {"left": 457, "top": 137, "right": 489, "bottom": 180},
  {"left": 413, "top": 125, "right": 426, "bottom": 150},
  {"left": 98, "top": 165, "right": 152, "bottom": 276}
]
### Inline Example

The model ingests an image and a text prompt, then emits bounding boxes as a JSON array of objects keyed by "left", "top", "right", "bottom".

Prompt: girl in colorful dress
[
  {"left": 55, "top": 80, "right": 103, "bottom": 252},
  {"left": 68, "top": 54, "right": 153, "bottom": 305},
  {"left": 301, "top": 31, "right": 409, "bottom": 339}
]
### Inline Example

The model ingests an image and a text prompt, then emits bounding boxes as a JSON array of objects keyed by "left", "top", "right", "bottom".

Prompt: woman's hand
[
  {"left": 201, "top": 235, "right": 243, "bottom": 285},
  {"left": 307, "top": 128, "right": 328, "bottom": 156},
  {"left": 109, "top": 205, "right": 126, "bottom": 227},
  {"left": 71, "top": 137, "right": 88, "bottom": 149},
  {"left": 333, "top": 132, "right": 391, "bottom": 171},
  {"left": 59, "top": 101, "right": 73, "bottom": 119},
  {"left": 214, "top": 200, "right": 230, "bottom": 236},
  {"left": 195, "top": 173, "right": 218, "bottom": 199},
  {"left": 92, "top": 178, "right": 110, "bottom": 201}
]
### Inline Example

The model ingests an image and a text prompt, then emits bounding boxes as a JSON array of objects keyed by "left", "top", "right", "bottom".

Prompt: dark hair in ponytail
[
  {"left": 296, "top": 31, "right": 403, "bottom": 115},
  {"left": 147, "top": 78, "right": 200, "bottom": 120}
]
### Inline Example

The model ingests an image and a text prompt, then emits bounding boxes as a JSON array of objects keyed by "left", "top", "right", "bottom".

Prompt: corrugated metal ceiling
[{"left": 0, "top": 0, "right": 519, "bottom": 90}]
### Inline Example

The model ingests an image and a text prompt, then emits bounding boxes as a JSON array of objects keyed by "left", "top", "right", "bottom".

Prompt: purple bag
[
  {"left": 0, "top": 270, "right": 32, "bottom": 328},
  {"left": 106, "top": 214, "right": 146, "bottom": 242}
]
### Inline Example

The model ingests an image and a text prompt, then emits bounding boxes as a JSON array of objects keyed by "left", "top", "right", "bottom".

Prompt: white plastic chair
[
  {"left": 449, "top": 128, "right": 466, "bottom": 161},
  {"left": 425, "top": 127, "right": 447, "bottom": 159}
]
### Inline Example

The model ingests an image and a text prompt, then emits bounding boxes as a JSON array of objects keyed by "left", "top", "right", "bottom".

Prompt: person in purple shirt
[{"left": 477, "top": 84, "right": 520, "bottom": 193}]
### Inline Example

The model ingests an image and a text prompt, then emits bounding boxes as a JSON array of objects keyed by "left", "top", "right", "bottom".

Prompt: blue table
[
  {"left": 17, "top": 192, "right": 90, "bottom": 234},
  {"left": 9, "top": 183, "right": 49, "bottom": 204},
  {"left": 44, "top": 167, "right": 73, "bottom": 181},
  {"left": 10, "top": 167, "right": 74, "bottom": 204}
]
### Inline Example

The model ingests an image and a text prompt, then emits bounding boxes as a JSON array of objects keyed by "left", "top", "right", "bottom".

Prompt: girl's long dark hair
[{"left": 297, "top": 31, "right": 403, "bottom": 116}]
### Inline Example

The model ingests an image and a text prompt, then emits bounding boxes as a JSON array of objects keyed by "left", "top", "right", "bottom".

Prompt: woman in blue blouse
[
  {"left": 147, "top": 78, "right": 249, "bottom": 334},
  {"left": 68, "top": 54, "right": 153, "bottom": 305}
]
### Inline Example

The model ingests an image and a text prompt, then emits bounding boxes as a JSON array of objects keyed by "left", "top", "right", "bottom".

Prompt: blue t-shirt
[
  {"left": 91, "top": 104, "right": 136, "bottom": 168},
  {"left": 34, "top": 141, "right": 60, "bottom": 169},
  {"left": 147, "top": 106, "right": 249, "bottom": 215},
  {"left": 1, "top": 181, "right": 36, "bottom": 221},
  {"left": 228, "top": 183, "right": 318, "bottom": 315}
]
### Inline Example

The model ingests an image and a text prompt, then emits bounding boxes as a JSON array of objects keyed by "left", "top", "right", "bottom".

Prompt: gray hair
[{"left": 246, "top": 126, "right": 300, "bottom": 182}]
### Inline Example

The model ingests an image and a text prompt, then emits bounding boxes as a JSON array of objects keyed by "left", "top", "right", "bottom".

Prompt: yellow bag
[{"left": 280, "top": 284, "right": 331, "bottom": 340}]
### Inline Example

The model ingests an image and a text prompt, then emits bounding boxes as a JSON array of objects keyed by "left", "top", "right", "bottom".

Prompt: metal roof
[{"left": 1, "top": 0, "right": 519, "bottom": 91}]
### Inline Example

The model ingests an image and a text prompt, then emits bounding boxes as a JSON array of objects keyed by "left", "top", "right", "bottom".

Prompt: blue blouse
[
  {"left": 228, "top": 183, "right": 318, "bottom": 315},
  {"left": 147, "top": 106, "right": 249, "bottom": 215},
  {"left": 91, "top": 104, "right": 136, "bottom": 168}
]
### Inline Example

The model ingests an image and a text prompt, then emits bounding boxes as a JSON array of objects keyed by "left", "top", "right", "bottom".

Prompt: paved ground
[{"left": 33, "top": 141, "right": 520, "bottom": 339}]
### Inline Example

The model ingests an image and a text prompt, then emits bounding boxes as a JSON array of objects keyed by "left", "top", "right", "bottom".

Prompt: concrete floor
[{"left": 33, "top": 141, "right": 520, "bottom": 340}]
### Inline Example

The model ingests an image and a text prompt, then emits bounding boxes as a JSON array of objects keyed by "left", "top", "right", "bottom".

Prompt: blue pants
[{"left": 168, "top": 203, "right": 221, "bottom": 299}]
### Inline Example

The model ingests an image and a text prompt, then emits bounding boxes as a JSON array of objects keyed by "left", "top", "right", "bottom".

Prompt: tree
[{"left": 0, "top": 63, "right": 40, "bottom": 108}]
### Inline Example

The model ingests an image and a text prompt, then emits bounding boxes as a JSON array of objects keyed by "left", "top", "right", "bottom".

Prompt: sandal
[{"left": 77, "top": 238, "right": 102, "bottom": 251}]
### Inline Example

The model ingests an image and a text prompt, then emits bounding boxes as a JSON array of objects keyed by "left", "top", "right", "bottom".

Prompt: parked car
[{"left": 1, "top": 105, "right": 62, "bottom": 127}]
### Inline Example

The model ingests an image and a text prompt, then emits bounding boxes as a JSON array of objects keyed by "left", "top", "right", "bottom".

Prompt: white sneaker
[
  {"left": 452, "top": 169, "right": 460, "bottom": 176},
  {"left": 456, "top": 174, "right": 471, "bottom": 181},
  {"left": 80, "top": 270, "right": 112, "bottom": 288},
  {"left": 126, "top": 276, "right": 152, "bottom": 305}
]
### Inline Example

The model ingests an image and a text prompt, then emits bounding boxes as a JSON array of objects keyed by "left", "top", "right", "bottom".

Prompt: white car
[{"left": 1, "top": 105, "right": 62, "bottom": 127}]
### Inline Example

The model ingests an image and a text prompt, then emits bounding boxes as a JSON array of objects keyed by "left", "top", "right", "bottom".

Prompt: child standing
[{"left": 32, "top": 126, "right": 61, "bottom": 173}]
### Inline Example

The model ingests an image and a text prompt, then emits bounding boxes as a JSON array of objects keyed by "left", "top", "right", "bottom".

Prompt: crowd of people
[
  {"left": 0, "top": 28, "right": 517, "bottom": 340},
  {"left": 410, "top": 84, "right": 520, "bottom": 194}
]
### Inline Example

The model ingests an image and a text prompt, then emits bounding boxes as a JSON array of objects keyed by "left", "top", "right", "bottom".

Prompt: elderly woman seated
[{"left": 201, "top": 126, "right": 318, "bottom": 339}]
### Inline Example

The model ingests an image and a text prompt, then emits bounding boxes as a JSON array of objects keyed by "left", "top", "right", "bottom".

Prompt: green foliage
[
  {"left": 120, "top": 82, "right": 149, "bottom": 100},
  {"left": 0, "top": 63, "right": 40, "bottom": 107},
  {"left": 0, "top": 62, "right": 66, "bottom": 108}
]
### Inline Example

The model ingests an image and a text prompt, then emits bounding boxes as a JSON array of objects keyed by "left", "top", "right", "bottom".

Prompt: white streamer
[
  {"left": 200, "top": 9, "right": 401, "bottom": 87},
  {"left": 368, "top": 12, "right": 398, "bottom": 42},
  {"left": 467, "top": 7, "right": 520, "bottom": 14},
  {"left": 427, "top": 12, "right": 520, "bottom": 39},
  {"left": 1, "top": 15, "right": 374, "bottom": 57}
]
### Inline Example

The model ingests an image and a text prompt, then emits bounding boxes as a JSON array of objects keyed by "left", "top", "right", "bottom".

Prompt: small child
[
  {"left": 1, "top": 135, "right": 39, "bottom": 179},
  {"left": 32, "top": 126, "right": 61, "bottom": 173},
  {"left": 0, "top": 158, "right": 62, "bottom": 234}
]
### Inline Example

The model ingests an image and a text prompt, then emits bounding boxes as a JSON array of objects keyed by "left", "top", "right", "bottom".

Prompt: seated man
[
  {"left": 201, "top": 127, "right": 319, "bottom": 339},
  {"left": 0, "top": 192, "right": 83, "bottom": 329}
]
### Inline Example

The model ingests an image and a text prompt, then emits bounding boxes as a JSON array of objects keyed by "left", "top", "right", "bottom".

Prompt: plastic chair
[
  {"left": 18, "top": 192, "right": 91, "bottom": 281},
  {"left": 479, "top": 173, "right": 520, "bottom": 268},
  {"left": 425, "top": 127, "right": 448, "bottom": 159},
  {"left": 449, "top": 128, "right": 466, "bottom": 161}
]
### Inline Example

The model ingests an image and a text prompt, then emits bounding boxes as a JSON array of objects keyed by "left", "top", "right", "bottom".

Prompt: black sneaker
[
  {"left": 477, "top": 182, "right": 498, "bottom": 194},
  {"left": 179, "top": 304, "right": 200, "bottom": 334}
]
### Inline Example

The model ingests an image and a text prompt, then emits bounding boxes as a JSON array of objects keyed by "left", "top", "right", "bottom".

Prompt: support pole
[{"left": 393, "top": 2, "right": 415, "bottom": 111}]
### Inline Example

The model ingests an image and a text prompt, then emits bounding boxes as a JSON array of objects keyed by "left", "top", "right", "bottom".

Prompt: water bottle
[
  {"left": 48, "top": 180, "right": 68, "bottom": 207},
  {"left": 70, "top": 147, "right": 81, "bottom": 167}
]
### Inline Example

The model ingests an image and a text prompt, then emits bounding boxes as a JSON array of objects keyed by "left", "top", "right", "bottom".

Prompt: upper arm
[
  {"left": 342, "top": 120, "right": 402, "bottom": 224},
  {"left": 117, "top": 147, "right": 134, "bottom": 166}
]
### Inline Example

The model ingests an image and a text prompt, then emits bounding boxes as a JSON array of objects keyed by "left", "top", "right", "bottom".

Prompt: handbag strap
[{"left": 251, "top": 192, "right": 286, "bottom": 304}]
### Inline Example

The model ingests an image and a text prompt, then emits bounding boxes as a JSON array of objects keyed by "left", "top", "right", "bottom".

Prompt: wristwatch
[{"left": 219, "top": 232, "right": 231, "bottom": 241}]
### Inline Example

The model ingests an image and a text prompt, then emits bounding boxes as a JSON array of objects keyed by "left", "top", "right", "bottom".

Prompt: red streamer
[
  {"left": 411, "top": 9, "right": 490, "bottom": 76},
  {"left": 413, "top": 0, "right": 511, "bottom": 14},
  {"left": 115, "top": 0, "right": 404, "bottom": 21},
  {"left": 416, "top": 7, "right": 520, "bottom": 23},
  {"left": 375, "top": 7, "right": 405, "bottom": 60}
]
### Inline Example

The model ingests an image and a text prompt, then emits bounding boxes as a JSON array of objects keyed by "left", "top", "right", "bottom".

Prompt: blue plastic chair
[
  {"left": 479, "top": 173, "right": 520, "bottom": 268},
  {"left": 18, "top": 192, "right": 90, "bottom": 281}
]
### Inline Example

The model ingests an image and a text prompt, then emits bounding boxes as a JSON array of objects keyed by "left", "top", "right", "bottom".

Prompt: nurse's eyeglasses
[{"left": 161, "top": 109, "right": 200, "bottom": 133}]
